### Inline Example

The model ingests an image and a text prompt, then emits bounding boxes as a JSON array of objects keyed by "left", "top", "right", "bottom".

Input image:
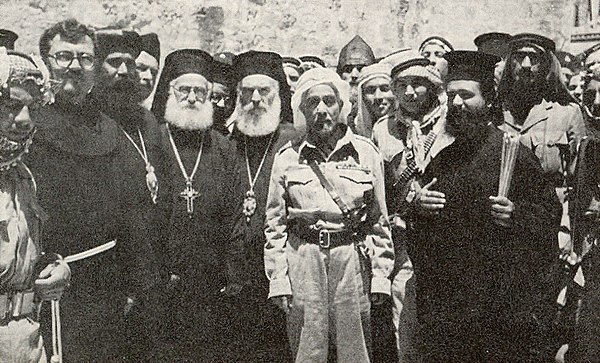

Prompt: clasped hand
[
  {"left": 415, "top": 178, "right": 514, "bottom": 226},
  {"left": 34, "top": 259, "right": 70, "bottom": 301}
]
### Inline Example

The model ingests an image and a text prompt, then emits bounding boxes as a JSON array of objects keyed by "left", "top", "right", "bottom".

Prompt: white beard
[
  {"left": 164, "top": 95, "right": 214, "bottom": 131},
  {"left": 230, "top": 95, "right": 281, "bottom": 137}
]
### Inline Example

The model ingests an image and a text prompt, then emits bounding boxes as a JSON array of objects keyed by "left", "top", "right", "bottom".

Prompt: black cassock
[
  {"left": 408, "top": 125, "right": 561, "bottom": 362},
  {"left": 156, "top": 125, "right": 240, "bottom": 361}
]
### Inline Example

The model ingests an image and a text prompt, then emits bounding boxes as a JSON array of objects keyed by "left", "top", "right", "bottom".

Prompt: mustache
[{"left": 110, "top": 79, "right": 138, "bottom": 91}]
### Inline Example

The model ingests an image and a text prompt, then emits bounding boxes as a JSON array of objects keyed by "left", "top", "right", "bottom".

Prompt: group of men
[{"left": 1, "top": 17, "right": 600, "bottom": 363}]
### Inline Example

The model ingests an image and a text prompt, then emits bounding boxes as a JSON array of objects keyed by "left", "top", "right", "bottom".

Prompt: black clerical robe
[{"left": 408, "top": 125, "right": 561, "bottom": 362}]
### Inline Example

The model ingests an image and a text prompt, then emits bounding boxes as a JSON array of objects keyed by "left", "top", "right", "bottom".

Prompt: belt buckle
[
  {"left": 11, "top": 292, "right": 23, "bottom": 318},
  {"left": 0, "top": 294, "right": 8, "bottom": 322},
  {"left": 318, "top": 230, "right": 330, "bottom": 249}
]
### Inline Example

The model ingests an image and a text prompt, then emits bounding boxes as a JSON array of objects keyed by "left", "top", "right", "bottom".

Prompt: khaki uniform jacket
[{"left": 264, "top": 127, "right": 394, "bottom": 298}]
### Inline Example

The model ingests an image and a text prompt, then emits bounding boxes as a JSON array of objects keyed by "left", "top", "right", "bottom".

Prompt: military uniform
[
  {"left": 265, "top": 126, "right": 393, "bottom": 362},
  {"left": 0, "top": 164, "right": 48, "bottom": 363}
]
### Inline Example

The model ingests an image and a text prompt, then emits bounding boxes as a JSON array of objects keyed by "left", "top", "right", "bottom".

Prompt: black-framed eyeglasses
[
  {"left": 210, "top": 93, "right": 231, "bottom": 105},
  {"left": 104, "top": 56, "right": 136, "bottom": 71},
  {"left": 172, "top": 85, "right": 209, "bottom": 102},
  {"left": 49, "top": 51, "right": 95, "bottom": 70}
]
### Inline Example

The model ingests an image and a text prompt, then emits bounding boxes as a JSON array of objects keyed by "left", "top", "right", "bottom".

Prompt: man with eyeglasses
[
  {"left": 225, "top": 50, "right": 298, "bottom": 362},
  {"left": 211, "top": 52, "right": 235, "bottom": 135},
  {"left": 497, "top": 37, "right": 586, "bottom": 332},
  {"left": 30, "top": 21, "right": 164, "bottom": 362},
  {"left": 136, "top": 33, "right": 160, "bottom": 110},
  {"left": 150, "top": 49, "right": 239, "bottom": 362}
]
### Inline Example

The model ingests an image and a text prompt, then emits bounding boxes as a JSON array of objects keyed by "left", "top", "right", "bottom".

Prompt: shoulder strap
[{"left": 308, "top": 160, "right": 350, "bottom": 216}]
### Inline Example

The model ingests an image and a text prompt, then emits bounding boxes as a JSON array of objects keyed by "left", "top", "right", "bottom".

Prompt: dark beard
[
  {"left": 397, "top": 92, "right": 439, "bottom": 121},
  {"left": 446, "top": 105, "right": 490, "bottom": 143},
  {"left": 507, "top": 75, "right": 544, "bottom": 123},
  {"left": 94, "top": 80, "right": 145, "bottom": 129}
]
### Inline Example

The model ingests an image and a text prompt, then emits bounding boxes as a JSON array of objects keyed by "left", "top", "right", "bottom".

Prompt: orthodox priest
[
  {"left": 226, "top": 50, "right": 297, "bottom": 362},
  {"left": 150, "top": 49, "right": 239, "bottom": 362},
  {"left": 408, "top": 51, "right": 561, "bottom": 362}
]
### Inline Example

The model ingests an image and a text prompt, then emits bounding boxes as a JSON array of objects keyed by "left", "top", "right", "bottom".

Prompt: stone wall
[{"left": 0, "top": 0, "right": 579, "bottom": 66}]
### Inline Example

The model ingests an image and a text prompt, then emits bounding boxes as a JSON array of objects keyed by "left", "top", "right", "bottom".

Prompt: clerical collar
[
  {"left": 298, "top": 125, "right": 360, "bottom": 164},
  {"left": 168, "top": 125, "right": 207, "bottom": 149}
]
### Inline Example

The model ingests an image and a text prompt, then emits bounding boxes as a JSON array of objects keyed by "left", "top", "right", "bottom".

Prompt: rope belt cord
[{"left": 49, "top": 240, "right": 117, "bottom": 363}]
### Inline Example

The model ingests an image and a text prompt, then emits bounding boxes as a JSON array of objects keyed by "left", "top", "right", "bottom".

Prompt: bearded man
[
  {"left": 222, "top": 50, "right": 297, "bottom": 363},
  {"left": 265, "top": 67, "right": 393, "bottom": 362},
  {"left": 0, "top": 47, "right": 71, "bottom": 363},
  {"left": 354, "top": 62, "right": 394, "bottom": 137},
  {"left": 498, "top": 34, "right": 586, "bottom": 276},
  {"left": 150, "top": 49, "right": 239, "bottom": 362},
  {"left": 136, "top": 32, "right": 160, "bottom": 109},
  {"left": 31, "top": 20, "right": 162, "bottom": 362},
  {"left": 407, "top": 50, "right": 560, "bottom": 362},
  {"left": 211, "top": 54, "right": 235, "bottom": 135}
]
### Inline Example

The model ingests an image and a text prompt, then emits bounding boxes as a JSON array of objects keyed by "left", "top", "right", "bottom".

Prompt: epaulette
[
  {"left": 276, "top": 140, "right": 295, "bottom": 155},
  {"left": 373, "top": 114, "right": 391, "bottom": 127},
  {"left": 353, "top": 134, "right": 382, "bottom": 154}
]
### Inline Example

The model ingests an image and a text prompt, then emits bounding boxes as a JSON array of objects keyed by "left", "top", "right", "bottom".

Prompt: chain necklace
[
  {"left": 120, "top": 127, "right": 158, "bottom": 204},
  {"left": 166, "top": 124, "right": 204, "bottom": 217},
  {"left": 243, "top": 133, "right": 274, "bottom": 222}
]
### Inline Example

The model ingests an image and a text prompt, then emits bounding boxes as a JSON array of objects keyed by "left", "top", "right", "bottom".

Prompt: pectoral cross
[{"left": 180, "top": 180, "right": 199, "bottom": 216}]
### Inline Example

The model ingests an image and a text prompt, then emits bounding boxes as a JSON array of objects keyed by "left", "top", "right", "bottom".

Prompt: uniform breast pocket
[
  {"left": 285, "top": 169, "right": 318, "bottom": 207},
  {"left": 335, "top": 169, "right": 374, "bottom": 209},
  {"left": 530, "top": 129, "right": 568, "bottom": 173}
]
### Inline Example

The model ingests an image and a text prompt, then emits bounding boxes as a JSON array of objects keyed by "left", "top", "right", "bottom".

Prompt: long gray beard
[
  {"left": 164, "top": 96, "right": 214, "bottom": 131},
  {"left": 230, "top": 96, "right": 281, "bottom": 137}
]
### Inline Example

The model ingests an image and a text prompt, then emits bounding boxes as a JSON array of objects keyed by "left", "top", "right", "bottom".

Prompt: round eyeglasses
[{"left": 49, "top": 51, "right": 95, "bottom": 70}]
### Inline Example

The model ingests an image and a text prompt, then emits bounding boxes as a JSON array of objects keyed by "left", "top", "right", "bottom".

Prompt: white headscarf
[
  {"left": 291, "top": 67, "right": 352, "bottom": 134},
  {"left": 355, "top": 62, "right": 392, "bottom": 137}
]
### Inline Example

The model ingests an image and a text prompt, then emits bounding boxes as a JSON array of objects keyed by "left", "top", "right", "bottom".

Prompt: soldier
[
  {"left": 265, "top": 67, "right": 394, "bottom": 362},
  {"left": 0, "top": 46, "right": 71, "bottom": 363},
  {"left": 353, "top": 62, "right": 394, "bottom": 138}
]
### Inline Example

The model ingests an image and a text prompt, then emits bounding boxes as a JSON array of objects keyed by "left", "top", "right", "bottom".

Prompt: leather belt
[
  {"left": 292, "top": 225, "right": 357, "bottom": 249},
  {"left": 0, "top": 291, "right": 36, "bottom": 323}
]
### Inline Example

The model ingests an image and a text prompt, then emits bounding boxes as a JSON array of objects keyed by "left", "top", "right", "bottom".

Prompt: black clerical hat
[
  {"left": 214, "top": 51, "right": 234, "bottom": 66},
  {"left": 474, "top": 32, "right": 512, "bottom": 58},
  {"left": 510, "top": 33, "right": 556, "bottom": 53},
  {"left": 232, "top": 50, "right": 292, "bottom": 122},
  {"left": 444, "top": 50, "right": 500, "bottom": 84},
  {"left": 139, "top": 33, "right": 160, "bottom": 62},
  {"left": 95, "top": 30, "right": 141, "bottom": 62},
  {"left": 0, "top": 30, "right": 18, "bottom": 50},
  {"left": 151, "top": 49, "right": 216, "bottom": 120}
]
